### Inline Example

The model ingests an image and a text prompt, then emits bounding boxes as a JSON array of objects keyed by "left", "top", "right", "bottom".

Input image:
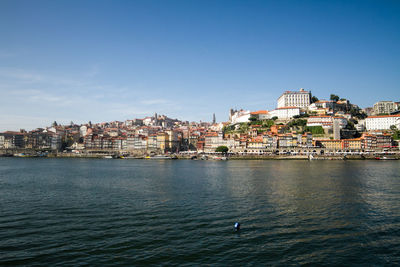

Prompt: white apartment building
[
  {"left": 365, "top": 115, "right": 400, "bottom": 130},
  {"left": 277, "top": 88, "right": 311, "bottom": 108},
  {"left": 373, "top": 101, "right": 397, "bottom": 115}
]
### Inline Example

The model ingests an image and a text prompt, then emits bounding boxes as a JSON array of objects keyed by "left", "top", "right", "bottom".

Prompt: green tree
[
  {"left": 346, "top": 121, "right": 356, "bottom": 130},
  {"left": 262, "top": 119, "right": 275, "bottom": 128},
  {"left": 350, "top": 108, "right": 367, "bottom": 120},
  {"left": 330, "top": 94, "right": 339, "bottom": 102},
  {"left": 311, "top": 96, "right": 319, "bottom": 103},
  {"left": 288, "top": 119, "right": 307, "bottom": 128},
  {"left": 393, "top": 131, "right": 400, "bottom": 140},
  {"left": 248, "top": 116, "right": 257, "bottom": 122},
  {"left": 61, "top": 136, "right": 74, "bottom": 150},
  {"left": 390, "top": 125, "right": 400, "bottom": 140},
  {"left": 215, "top": 146, "right": 229, "bottom": 153},
  {"left": 239, "top": 123, "right": 249, "bottom": 133},
  {"left": 272, "top": 116, "right": 278, "bottom": 121},
  {"left": 305, "top": 126, "right": 325, "bottom": 135}
]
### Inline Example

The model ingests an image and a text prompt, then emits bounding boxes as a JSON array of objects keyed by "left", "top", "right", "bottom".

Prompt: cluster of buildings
[{"left": 1, "top": 89, "right": 399, "bottom": 154}]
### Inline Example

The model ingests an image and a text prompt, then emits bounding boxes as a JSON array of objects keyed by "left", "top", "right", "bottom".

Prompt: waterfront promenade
[{"left": 1, "top": 148, "right": 399, "bottom": 160}]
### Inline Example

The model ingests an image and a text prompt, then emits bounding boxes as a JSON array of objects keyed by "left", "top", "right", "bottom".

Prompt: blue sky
[{"left": 0, "top": 0, "right": 399, "bottom": 131}]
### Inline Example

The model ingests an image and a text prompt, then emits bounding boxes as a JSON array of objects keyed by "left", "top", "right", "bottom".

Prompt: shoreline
[{"left": 1, "top": 153, "right": 398, "bottom": 160}]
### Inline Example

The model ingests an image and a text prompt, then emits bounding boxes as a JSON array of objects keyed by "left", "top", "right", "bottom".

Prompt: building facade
[
  {"left": 365, "top": 115, "right": 400, "bottom": 130},
  {"left": 373, "top": 101, "right": 397, "bottom": 115},
  {"left": 277, "top": 88, "right": 311, "bottom": 108},
  {"left": 269, "top": 107, "right": 301, "bottom": 119}
]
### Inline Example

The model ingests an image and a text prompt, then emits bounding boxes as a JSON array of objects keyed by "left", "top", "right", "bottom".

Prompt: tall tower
[
  {"left": 333, "top": 119, "right": 341, "bottom": 140},
  {"left": 212, "top": 113, "right": 216, "bottom": 124}
]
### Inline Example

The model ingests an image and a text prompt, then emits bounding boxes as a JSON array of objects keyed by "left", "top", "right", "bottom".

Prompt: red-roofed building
[{"left": 365, "top": 114, "right": 400, "bottom": 130}]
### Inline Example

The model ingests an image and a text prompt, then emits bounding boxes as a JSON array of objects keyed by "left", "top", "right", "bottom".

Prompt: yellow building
[
  {"left": 156, "top": 132, "right": 169, "bottom": 151},
  {"left": 317, "top": 139, "right": 341, "bottom": 151},
  {"left": 341, "top": 138, "right": 362, "bottom": 150}
]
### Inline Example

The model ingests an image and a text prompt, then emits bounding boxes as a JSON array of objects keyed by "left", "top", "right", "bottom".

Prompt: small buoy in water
[{"left": 234, "top": 222, "right": 240, "bottom": 231}]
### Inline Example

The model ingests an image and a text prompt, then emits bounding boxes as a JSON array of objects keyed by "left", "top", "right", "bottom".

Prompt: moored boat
[
  {"left": 148, "top": 155, "right": 173, "bottom": 159},
  {"left": 375, "top": 156, "right": 397, "bottom": 160}
]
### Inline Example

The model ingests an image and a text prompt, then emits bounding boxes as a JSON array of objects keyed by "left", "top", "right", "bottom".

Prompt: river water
[{"left": 0, "top": 158, "right": 399, "bottom": 265}]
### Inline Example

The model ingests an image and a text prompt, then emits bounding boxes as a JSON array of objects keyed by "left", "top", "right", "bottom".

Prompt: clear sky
[{"left": 0, "top": 0, "right": 399, "bottom": 131}]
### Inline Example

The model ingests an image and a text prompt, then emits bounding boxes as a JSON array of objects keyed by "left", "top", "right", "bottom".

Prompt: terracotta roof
[
  {"left": 250, "top": 136, "right": 263, "bottom": 142},
  {"left": 250, "top": 110, "right": 269, "bottom": 115},
  {"left": 276, "top": 106, "right": 300, "bottom": 109},
  {"left": 342, "top": 138, "right": 362, "bottom": 141},
  {"left": 367, "top": 115, "right": 400, "bottom": 118},
  {"left": 308, "top": 115, "right": 332, "bottom": 118}
]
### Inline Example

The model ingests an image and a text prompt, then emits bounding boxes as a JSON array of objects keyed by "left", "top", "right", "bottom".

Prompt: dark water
[{"left": 0, "top": 158, "right": 399, "bottom": 266}]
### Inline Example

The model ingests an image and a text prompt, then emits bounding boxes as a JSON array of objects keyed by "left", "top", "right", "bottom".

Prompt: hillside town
[{"left": 1, "top": 88, "right": 399, "bottom": 158}]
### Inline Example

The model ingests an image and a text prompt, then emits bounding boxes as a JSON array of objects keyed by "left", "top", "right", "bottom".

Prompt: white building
[
  {"left": 204, "top": 132, "right": 229, "bottom": 152},
  {"left": 142, "top": 117, "right": 153, "bottom": 126},
  {"left": 80, "top": 125, "right": 87, "bottom": 137},
  {"left": 365, "top": 115, "right": 400, "bottom": 130},
  {"left": 307, "top": 116, "right": 347, "bottom": 129},
  {"left": 269, "top": 107, "right": 301, "bottom": 119},
  {"left": 0, "top": 135, "right": 4, "bottom": 148},
  {"left": 209, "top": 122, "right": 225, "bottom": 132},
  {"left": 356, "top": 120, "right": 366, "bottom": 132},
  {"left": 277, "top": 88, "right": 311, "bottom": 108},
  {"left": 229, "top": 109, "right": 251, "bottom": 124},
  {"left": 250, "top": 110, "right": 269, "bottom": 120}
]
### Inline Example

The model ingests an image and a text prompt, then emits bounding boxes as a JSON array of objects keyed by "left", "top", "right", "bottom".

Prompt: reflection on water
[{"left": 0, "top": 158, "right": 399, "bottom": 265}]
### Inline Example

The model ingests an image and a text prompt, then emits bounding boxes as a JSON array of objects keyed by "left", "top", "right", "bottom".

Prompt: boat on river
[
  {"left": 375, "top": 156, "right": 397, "bottom": 160},
  {"left": 212, "top": 156, "right": 228, "bottom": 160},
  {"left": 146, "top": 155, "right": 176, "bottom": 159}
]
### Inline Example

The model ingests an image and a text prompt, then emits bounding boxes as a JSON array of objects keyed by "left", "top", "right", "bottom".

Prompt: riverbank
[{"left": 1, "top": 152, "right": 399, "bottom": 160}]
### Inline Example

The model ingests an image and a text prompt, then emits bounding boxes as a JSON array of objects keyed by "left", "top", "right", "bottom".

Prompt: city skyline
[{"left": 1, "top": 0, "right": 400, "bottom": 131}]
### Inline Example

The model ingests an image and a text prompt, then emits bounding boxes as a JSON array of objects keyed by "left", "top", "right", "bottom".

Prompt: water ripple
[{"left": 0, "top": 159, "right": 399, "bottom": 265}]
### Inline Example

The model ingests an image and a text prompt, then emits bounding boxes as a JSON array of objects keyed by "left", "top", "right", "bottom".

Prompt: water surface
[{"left": 0, "top": 158, "right": 399, "bottom": 265}]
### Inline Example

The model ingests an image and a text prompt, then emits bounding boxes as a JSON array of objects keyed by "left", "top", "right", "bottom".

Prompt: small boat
[
  {"left": 149, "top": 155, "right": 172, "bottom": 159},
  {"left": 123, "top": 156, "right": 144, "bottom": 159},
  {"left": 200, "top": 155, "right": 208, "bottom": 160},
  {"left": 212, "top": 156, "right": 228, "bottom": 160},
  {"left": 375, "top": 156, "right": 397, "bottom": 160},
  {"left": 104, "top": 155, "right": 113, "bottom": 159},
  {"left": 14, "top": 153, "right": 29, "bottom": 157}
]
